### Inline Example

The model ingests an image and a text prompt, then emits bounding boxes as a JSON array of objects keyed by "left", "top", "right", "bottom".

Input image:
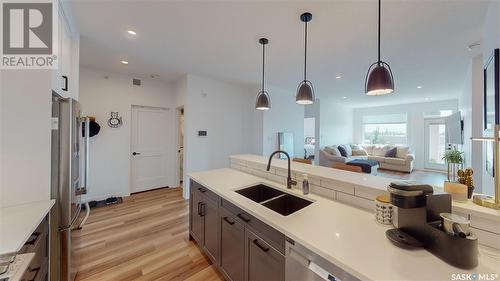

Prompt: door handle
[
  {"left": 237, "top": 213, "right": 251, "bottom": 223},
  {"left": 223, "top": 216, "right": 235, "bottom": 225},
  {"left": 62, "top": 75, "right": 68, "bottom": 91},
  {"left": 132, "top": 152, "right": 141, "bottom": 156},
  {"left": 253, "top": 239, "right": 270, "bottom": 252}
]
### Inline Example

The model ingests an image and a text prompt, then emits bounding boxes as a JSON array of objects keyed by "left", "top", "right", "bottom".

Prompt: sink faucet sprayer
[{"left": 266, "top": 150, "right": 297, "bottom": 189}]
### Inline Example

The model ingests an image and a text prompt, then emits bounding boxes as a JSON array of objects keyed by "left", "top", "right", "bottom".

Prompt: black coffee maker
[{"left": 386, "top": 181, "right": 478, "bottom": 269}]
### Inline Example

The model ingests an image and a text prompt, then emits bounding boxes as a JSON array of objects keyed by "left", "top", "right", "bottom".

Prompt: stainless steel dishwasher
[{"left": 285, "top": 239, "right": 361, "bottom": 281}]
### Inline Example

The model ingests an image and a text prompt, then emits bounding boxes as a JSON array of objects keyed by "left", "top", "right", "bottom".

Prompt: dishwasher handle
[{"left": 288, "top": 247, "right": 340, "bottom": 281}]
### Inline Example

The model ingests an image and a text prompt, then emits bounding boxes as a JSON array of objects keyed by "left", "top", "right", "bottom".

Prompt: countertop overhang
[
  {"left": 189, "top": 168, "right": 500, "bottom": 281},
  {"left": 0, "top": 200, "right": 55, "bottom": 255}
]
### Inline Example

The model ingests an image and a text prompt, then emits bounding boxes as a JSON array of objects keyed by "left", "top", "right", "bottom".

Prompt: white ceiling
[{"left": 68, "top": 0, "right": 489, "bottom": 107}]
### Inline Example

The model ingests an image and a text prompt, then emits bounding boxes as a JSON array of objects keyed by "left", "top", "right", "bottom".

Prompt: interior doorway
[
  {"left": 176, "top": 107, "right": 185, "bottom": 188},
  {"left": 130, "top": 105, "right": 173, "bottom": 193},
  {"left": 304, "top": 117, "right": 315, "bottom": 160}
]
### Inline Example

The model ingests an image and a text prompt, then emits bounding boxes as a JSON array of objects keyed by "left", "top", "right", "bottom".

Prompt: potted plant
[{"left": 442, "top": 149, "right": 464, "bottom": 182}]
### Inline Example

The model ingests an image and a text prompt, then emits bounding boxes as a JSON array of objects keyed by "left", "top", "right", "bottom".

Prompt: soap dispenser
[{"left": 302, "top": 174, "right": 309, "bottom": 195}]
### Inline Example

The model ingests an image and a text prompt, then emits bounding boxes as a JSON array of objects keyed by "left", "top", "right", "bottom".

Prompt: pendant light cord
[
  {"left": 378, "top": 0, "right": 381, "bottom": 64},
  {"left": 304, "top": 21, "right": 308, "bottom": 81},
  {"left": 262, "top": 43, "right": 265, "bottom": 92}
]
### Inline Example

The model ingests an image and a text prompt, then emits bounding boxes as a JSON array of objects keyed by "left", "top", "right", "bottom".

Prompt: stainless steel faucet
[{"left": 267, "top": 150, "right": 297, "bottom": 189}]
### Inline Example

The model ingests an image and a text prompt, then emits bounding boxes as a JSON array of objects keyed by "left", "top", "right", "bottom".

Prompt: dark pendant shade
[
  {"left": 255, "top": 38, "right": 270, "bottom": 110},
  {"left": 365, "top": 0, "right": 395, "bottom": 96},
  {"left": 296, "top": 12, "right": 314, "bottom": 105},
  {"left": 296, "top": 80, "right": 314, "bottom": 105},
  {"left": 365, "top": 61, "right": 394, "bottom": 96},
  {"left": 255, "top": 90, "right": 271, "bottom": 110}
]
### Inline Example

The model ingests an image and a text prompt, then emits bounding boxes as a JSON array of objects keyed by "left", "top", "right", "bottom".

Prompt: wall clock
[{"left": 107, "top": 112, "right": 122, "bottom": 128}]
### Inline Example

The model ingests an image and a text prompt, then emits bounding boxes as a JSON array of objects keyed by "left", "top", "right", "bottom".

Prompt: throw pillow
[
  {"left": 352, "top": 149, "right": 368, "bottom": 156},
  {"left": 341, "top": 144, "right": 352, "bottom": 156},
  {"left": 385, "top": 147, "right": 397, "bottom": 158},
  {"left": 373, "top": 145, "right": 388, "bottom": 156},
  {"left": 337, "top": 145, "right": 348, "bottom": 157},
  {"left": 396, "top": 146, "right": 410, "bottom": 159},
  {"left": 362, "top": 145, "right": 374, "bottom": 155},
  {"left": 324, "top": 146, "right": 341, "bottom": 156},
  {"left": 350, "top": 144, "right": 362, "bottom": 150}
]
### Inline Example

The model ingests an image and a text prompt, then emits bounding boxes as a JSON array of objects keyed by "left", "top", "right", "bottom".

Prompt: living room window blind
[
  {"left": 362, "top": 113, "right": 408, "bottom": 145},
  {"left": 362, "top": 113, "right": 407, "bottom": 124}
]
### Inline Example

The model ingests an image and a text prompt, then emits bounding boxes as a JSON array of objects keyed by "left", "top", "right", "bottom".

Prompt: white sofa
[{"left": 319, "top": 144, "right": 415, "bottom": 173}]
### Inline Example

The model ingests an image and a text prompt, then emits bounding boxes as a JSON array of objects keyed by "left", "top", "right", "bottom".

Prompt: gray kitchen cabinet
[
  {"left": 246, "top": 229, "right": 285, "bottom": 281},
  {"left": 189, "top": 183, "right": 204, "bottom": 245},
  {"left": 189, "top": 180, "right": 285, "bottom": 281},
  {"left": 202, "top": 197, "right": 219, "bottom": 263},
  {"left": 189, "top": 180, "right": 219, "bottom": 265},
  {"left": 220, "top": 208, "right": 245, "bottom": 281}
]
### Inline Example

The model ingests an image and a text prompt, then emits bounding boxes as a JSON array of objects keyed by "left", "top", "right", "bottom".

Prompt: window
[{"left": 362, "top": 114, "right": 408, "bottom": 145}]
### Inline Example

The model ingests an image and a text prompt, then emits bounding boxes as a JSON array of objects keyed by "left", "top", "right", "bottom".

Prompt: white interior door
[
  {"left": 131, "top": 105, "right": 172, "bottom": 193},
  {"left": 424, "top": 118, "right": 447, "bottom": 170}
]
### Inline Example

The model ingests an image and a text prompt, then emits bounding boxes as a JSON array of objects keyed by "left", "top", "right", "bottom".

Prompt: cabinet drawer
[
  {"left": 191, "top": 180, "right": 218, "bottom": 202},
  {"left": 246, "top": 229, "right": 285, "bottom": 281},
  {"left": 221, "top": 199, "right": 285, "bottom": 254}
]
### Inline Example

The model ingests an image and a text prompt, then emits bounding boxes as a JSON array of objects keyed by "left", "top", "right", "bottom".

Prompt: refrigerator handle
[{"left": 77, "top": 117, "right": 90, "bottom": 195}]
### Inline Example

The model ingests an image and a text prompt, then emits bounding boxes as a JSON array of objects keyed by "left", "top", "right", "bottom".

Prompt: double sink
[{"left": 235, "top": 184, "right": 313, "bottom": 216}]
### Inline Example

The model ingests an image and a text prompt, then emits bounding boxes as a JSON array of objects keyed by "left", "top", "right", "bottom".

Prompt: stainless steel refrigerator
[{"left": 50, "top": 92, "right": 89, "bottom": 281}]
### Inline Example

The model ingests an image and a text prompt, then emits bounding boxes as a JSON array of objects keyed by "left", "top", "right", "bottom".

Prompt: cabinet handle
[
  {"left": 197, "top": 202, "right": 202, "bottom": 216},
  {"left": 27, "top": 266, "right": 40, "bottom": 281},
  {"left": 62, "top": 75, "right": 68, "bottom": 91},
  {"left": 253, "top": 239, "right": 270, "bottom": 252},
  {"left": 237, "top": 213, "right": 251, "bottom": 223},
  {"left": 198, "top": 187, "right": 206, "bottom": 193},
  {"left": 223, "top": 216, "right": 235, "bottom": 225},
  {"left": 200, "top": 203, "right": 206, "bottom": 216},
  {"left": 25, "top": 232, "right": 41, "bottom": 245}
]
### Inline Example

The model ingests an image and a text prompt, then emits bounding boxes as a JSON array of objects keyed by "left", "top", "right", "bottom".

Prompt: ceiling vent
[{"left": 132, "top": 78, "right": 141, "bottom": 86}]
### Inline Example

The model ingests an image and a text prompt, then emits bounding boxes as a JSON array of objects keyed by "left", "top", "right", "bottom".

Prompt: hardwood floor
[
  {"left": 377, "top": 169, "right": 448, "bottom": 187},
  {"left": 74, "top": 187, "right": 223, "bottom": 281}
]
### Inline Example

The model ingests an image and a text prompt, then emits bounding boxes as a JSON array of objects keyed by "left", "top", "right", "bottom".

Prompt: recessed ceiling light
[
  {"left": 336, "top": 75, "right": 342, "bottom": 79},
  {"left": 424, "top": 97, "right": 430, "bottom": 101},
  {"left": 342, "top": 96, "right": 347, "bottom": 99},
  {"left": 127, "top": 30, "right": 137, "bottom": 35},
  {"left": 417, "top": 86, "right": 423, "bottom": 89},
  {"left": 121, "top": 60, "right": 129, "bottom": 65}
]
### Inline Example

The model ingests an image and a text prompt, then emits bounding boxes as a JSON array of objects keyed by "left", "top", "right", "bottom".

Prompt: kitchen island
[{"left": 189, "top": 168, "right": 500, "bottom": 281}]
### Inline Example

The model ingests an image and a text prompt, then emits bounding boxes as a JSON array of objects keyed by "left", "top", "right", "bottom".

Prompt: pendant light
[
  {"left": 296, "top": 12, "right": 315, "bottom": 105},
  {"left": 365, "top": 0, "right": 395, "bottom": 96},
  {"left": 255, "top": 38, "right": 271, "bottom": 110}
]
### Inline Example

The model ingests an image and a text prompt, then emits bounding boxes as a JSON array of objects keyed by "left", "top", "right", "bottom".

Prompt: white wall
[
  {"left": 459, "top": 55, "right": 484, "bottom": 192},
  {"left": 319, "top": 98, "right": 353, "bottom": 147},
  {"left": 183, "top": 74, "right": 262, "bottom": 198},
  {"left": 0, "top": 71, "right": 53, "bottom": 207},
  {"left": 353, "top": 100, "right": 458, "bottom": 170},
  {"left": 261, "top": 86, "right": 304, "bottom": 158},
  {"left": 478, "top": 1, "right": 500, "bottom": 195},
  {"left": 304, "top": 118, "right": 315, "bottom": 137},
  {"left": 78, "top": 67, "right": 177, "bottom": 202}
]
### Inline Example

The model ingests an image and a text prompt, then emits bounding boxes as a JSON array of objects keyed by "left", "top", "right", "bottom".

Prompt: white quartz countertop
[
  {"left": 0, "top": 200, "right": 55, "bottom": 255},
  {"left": 189, "top": 168, "right": 500, "bottom": 281},
  {"left": 231, "top": 154, "right": 500, "bottom": 221}
]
